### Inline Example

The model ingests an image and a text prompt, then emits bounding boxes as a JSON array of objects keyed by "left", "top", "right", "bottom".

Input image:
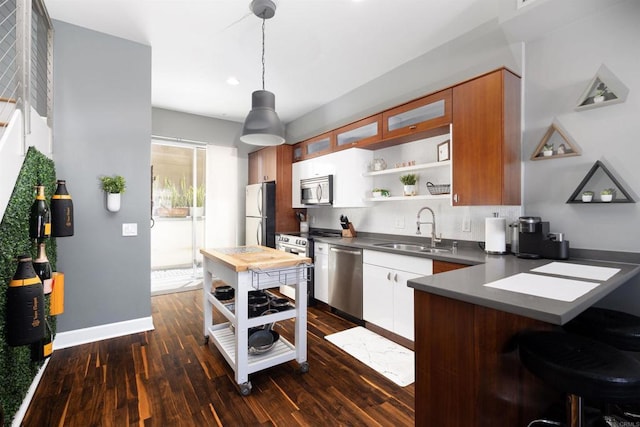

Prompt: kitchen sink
[
  {"left": 420, "top": 248, "right": 451, "bottom": 254},
  {"left": 374, "top": 242, "right": 428, "bottom": 251},
  {"left": 373, "top": 242, "right": 451, "bottom": 253}
]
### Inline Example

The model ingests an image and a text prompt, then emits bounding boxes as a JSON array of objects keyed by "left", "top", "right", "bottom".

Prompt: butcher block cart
[{"left": 200, "top": 245, "right": 312, "bottom": 395}]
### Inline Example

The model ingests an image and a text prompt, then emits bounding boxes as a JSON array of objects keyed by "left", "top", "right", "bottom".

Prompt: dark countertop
[{"left": 311, "top": 232, "right": 640, "bottom": 325}]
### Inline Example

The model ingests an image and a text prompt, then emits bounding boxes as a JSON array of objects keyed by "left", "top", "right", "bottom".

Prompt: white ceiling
[{"left": 44, "top": 0, "right": 502, "bottom": 124}]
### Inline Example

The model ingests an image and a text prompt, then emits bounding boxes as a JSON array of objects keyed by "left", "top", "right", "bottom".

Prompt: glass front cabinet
[
  {"left": 334, "top": 115, "right": 382, "bottom": 151},
  {"left": 382, "top": 89, "right": 452, "bottom": 140}
]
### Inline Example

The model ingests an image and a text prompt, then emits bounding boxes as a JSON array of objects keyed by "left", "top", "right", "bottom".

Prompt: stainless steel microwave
[{"left": 300, "top": 175, "right": 333, "bottom": 205}]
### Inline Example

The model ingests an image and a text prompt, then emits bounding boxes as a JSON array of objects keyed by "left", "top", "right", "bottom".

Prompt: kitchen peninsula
[
  {"left": 309, "top": 233, "right": 640, "bottom": 425},
  {"left": 200, "top": 245, "right": 312, "bottom": 395},
  {"left": 407, "top": 254, "right": 640, "bottom": 426}
]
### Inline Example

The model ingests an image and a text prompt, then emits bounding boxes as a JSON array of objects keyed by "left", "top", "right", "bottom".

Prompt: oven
[{"left": 276, "top": 233, "right": 313, "bottom": 304}]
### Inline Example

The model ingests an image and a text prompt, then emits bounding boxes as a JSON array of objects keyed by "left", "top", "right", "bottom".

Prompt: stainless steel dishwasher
[{"left": 328, "top": 245, "right": 363, "bottom": 319}]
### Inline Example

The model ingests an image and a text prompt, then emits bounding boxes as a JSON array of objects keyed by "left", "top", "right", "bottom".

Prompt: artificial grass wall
[{"left": 0, "top": 147, "right": 57, "bottom": 424}]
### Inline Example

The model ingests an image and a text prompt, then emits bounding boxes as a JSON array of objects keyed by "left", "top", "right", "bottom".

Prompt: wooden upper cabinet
[
  {"left": 382, "top": 89, "right": 451, "bottom": 140},
  {"left": 292, "top": 131, "right": 334, "bottom": 162},
  {"left": 248, "top": 145, "right": 297, "bottom": 232},
  {"left": 451, "top": 69, "right": 521, "bottom": 206},
  {"left": 334, "top": 115, "right": 382, "bottom": 151},
  {"left": 248, "top": 146, "right": 277, "bottom": 184}
]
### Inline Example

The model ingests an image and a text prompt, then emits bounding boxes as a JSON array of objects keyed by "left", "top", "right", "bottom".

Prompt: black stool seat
[
  {"left": 519, "top": 330, "right": 640, "bottom": 404},
  {"left": 564, "top": 307, "right": 640, "bottom": 352}
]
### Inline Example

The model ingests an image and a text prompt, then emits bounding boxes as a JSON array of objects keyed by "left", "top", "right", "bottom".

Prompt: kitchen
[{"left": 2, "top": 0, "right": 640, "bottom": 425}]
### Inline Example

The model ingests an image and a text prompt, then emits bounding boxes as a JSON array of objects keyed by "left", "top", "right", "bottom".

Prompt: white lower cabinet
[
  {"left": 314, "top": 242, "right": 329, "bottom": 303},
  {"left": 363, "top": 250, "right": 432, "bottom": 341}
]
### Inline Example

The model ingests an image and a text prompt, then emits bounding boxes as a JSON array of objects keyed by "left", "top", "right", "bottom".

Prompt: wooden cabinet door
[
  {"left": 260, "top": 146, "right": 277, "bottom": 182},
  {"left": 382, "top": 89, "right": 451, "bottom": 140},
  {"left": 452, "top": 69, "right": 521, "bottom": 206},
  {"left": 248, "top": 147, "right": 277, "bottom": 183},
  {"left": 248, "top": 150, "right": 261, "bottom": 184}
]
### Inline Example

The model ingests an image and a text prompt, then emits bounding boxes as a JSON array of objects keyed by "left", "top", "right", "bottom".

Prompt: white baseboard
[
  {"left": 11, "top": 358, "right": 50, "bottom": 427},
  {"left": 53, "top": 316, "right": 155, "bottom": 350}
]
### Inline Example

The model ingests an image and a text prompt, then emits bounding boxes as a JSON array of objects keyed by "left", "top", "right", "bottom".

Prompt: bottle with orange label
[
  {"left": 29, "top": 184, "right": 51, "bottom": 239},
  {"left": 51, "top": 179, "right": 74, "bottom": 237}
]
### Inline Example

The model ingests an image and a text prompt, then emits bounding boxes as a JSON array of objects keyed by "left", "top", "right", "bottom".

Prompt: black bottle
[
  {"left": 33, "top": 242, "right": 53, "bottom": 294},
  {"left": 30, "top": 316, "right": 53, "bottom": 362},
  {"left": 51, "top": 179, "right": 74, "bottom": 237},
  {"left": 29, "top": 185, "right": 51, "bottom": 239},
  {"left": 6, "top": 255, "right": 45, "bottom": 346}
]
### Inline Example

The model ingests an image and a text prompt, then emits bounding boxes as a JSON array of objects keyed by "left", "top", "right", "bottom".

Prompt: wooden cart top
[{"left": 200, "top": 245, "right": 311, "bottom": 272}]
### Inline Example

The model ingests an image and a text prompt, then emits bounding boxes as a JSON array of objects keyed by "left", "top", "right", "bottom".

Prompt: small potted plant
[
  {"left": 400, "top": 174, "right": 418, "bottom": 196},
  {"left": 600, "top": 188, "right": 615, "bottom": 202},
  {"left": 581, "top": 190, "right": 594, "bottom": 203},
  {"left": 100, "top": 175, "right": 126, "bottom": 212},
  {"left": 593, "top": 83, "right": 607, "bottom": 103},
  {"left": 372, "top": 188, "right": 390, "bottom": 198},
  {"left": 542, "top": 144, "right": 554, "bottom": 157}
]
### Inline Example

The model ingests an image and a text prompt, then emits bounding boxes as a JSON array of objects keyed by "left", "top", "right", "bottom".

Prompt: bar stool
[
  {"left": 564, "top": 307, "right": 640, "bottom": 352},
  {"left": 564, "top": 307, "right": 640, "bottom": 421},
  {"left": 518, "top": 330, "right": 640, "bottom": 427}
]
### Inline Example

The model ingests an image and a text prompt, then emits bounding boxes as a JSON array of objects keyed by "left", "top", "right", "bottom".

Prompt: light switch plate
[
  {"left": 394, "top": 216, "right": 405, "bottom": 229},
  {"left": 122, "top": 223, "right": 138, "bottom": 236}
]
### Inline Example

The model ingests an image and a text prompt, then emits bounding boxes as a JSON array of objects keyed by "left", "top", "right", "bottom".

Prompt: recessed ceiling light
[{"left": 226, "top": 76, "right": 240, "bottom": 86}]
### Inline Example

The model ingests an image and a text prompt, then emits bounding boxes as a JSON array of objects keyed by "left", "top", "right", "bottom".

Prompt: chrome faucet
[{"left": 416, "top": 206, "right": 442, "bottom": 248}]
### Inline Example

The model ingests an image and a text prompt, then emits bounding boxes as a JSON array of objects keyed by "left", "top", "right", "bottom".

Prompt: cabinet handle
[
  {"left": 453, "top": 193, "right": 459, "bottom": 203},
  {"left": 409, "top": 125, "right": 417, "bottom": 130},
  {"left": 387, "top": 272, "right": 391, "bottom": 281},
  {"left": 394, "top": 273, "right": 398, "bottom": 282}
]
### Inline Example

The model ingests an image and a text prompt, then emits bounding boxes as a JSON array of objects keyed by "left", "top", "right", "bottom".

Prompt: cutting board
[{"left": 201, "top": 246, "right": 311, "bottom": 272}]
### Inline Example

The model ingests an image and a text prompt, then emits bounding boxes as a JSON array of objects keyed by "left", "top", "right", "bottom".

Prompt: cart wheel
[
  {"left": 240, "top": 382, "right": 252, "bottom": 396},
  {"left": 299, "top": 362, "right": 309, "bottom": 373}
]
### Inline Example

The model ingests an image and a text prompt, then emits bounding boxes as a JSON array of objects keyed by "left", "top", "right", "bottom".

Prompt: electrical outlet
[
  {"left": 122, "top": 223, "right": 138, "bottom": 237},
  {"left": 462, "top": 215, "right": 471, "bottom": 232},
  {"left": 394, "top": 216, "right": 405, "bottom": 229}
]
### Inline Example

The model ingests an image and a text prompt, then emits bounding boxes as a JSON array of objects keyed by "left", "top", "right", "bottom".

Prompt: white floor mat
[{"left": 324, "top": 326, "right": 415, "bottom": 387}]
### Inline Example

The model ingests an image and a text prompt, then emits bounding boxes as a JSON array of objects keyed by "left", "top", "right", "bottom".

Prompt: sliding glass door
[{"left": 150, "top": 140, "right": 206, "bottom": 294}]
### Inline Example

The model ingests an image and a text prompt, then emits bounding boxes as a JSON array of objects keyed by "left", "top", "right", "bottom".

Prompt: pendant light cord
[{"left": 261, "top": 17, "right": 266, "bottom": 90}]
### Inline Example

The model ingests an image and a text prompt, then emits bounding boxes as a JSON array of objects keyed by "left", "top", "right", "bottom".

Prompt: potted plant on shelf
[
  {"left": 371, "top": 188, "right": 390, "bottom": 198},
  {"left": 600, "top": 188, "right": 615, "bottom": 202},
  {"left": 593, "top": 83, "right": 607, "bottom": 103},
  {"left": 164, "top": 178, "right": 189, "bottom": 217},
  {"left": 581, "top": 191, "right": 594, "bottom": 203},
  {"left": 542, "top": 144, "right": 554, "bottom": 157},
  {"left": 100, "top": 175, "right": 126, "bottom": 212},
  {"left": 400, "top": 174, "right": 418, "bottom": 196}
]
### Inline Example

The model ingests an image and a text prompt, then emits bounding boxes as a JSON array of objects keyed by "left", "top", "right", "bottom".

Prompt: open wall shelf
[
  {"left": 567, "top": 160, "right": 636, "bottom": 204},
  {"left": 575, "top": 64, "right": 629, "bottom": 111},
  {"left": 531, "top": 119, "right": 581, "bottom": 161}
]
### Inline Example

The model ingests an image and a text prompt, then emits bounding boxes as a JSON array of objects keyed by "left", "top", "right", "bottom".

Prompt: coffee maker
[{"left": 517, "top": 216, "right": 570, "bottom": 260}]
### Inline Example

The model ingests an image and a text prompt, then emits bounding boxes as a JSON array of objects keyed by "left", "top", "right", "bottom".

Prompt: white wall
[
  {"left": 307, "top": 136, "right": 522, "bottom": 243},
  {"left": 522, "top": 0, "right": 639, "bottom": 252}
]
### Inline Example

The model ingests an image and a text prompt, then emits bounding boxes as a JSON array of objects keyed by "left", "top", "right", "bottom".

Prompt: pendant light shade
[
  {"left": 240, "top": 90, "right": 285, "bottom": 146},
  {"left": 240, "top": 0, "right": 285, "bottom": 146}
]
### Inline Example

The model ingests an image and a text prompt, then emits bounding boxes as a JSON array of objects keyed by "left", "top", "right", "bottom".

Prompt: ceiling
[{"left": 43, "top": 0, "right": 502, "bottom": 124}]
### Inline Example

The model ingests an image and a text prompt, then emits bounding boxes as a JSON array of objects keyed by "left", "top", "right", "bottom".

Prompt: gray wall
[
  {"left": 522, "top": 0, "right": 640, "bottom": 312},
  {"left": 53, "top": 21, "right": 152, "bottom": 331},
  {"left": 285, "top": 19, "right": 522, "bottom": 143}
]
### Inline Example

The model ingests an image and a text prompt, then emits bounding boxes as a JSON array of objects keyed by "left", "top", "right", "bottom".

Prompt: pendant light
[{"left": 240, "top": 0, "right": 285, "bottom": 146}]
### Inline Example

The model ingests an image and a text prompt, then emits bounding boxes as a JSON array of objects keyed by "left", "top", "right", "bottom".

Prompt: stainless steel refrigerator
[{"left": 245, "top": 181, "right": 276, "bottom": 248}]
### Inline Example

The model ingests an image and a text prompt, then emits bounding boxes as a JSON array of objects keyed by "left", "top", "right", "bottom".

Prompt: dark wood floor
[{"left": 23, "top": 290, "right": 414, "bottom": 426}]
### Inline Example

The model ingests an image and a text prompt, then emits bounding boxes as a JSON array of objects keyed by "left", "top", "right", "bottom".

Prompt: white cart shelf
[{"left": 201, "top": 252, "right": 311, "bottom": 396}]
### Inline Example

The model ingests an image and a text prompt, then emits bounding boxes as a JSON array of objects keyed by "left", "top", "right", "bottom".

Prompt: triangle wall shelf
[
  {"left": 530, "top": 119, "right": 581, "bottom": 161},
  {"left": 566, "top": 160, "right": 636, "bottom": 204},
  {"left": 575, "top": 64, "right": 629, "bottom": 111}
]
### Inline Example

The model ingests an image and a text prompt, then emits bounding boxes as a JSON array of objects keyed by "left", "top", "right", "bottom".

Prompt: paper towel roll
[{"left": 485, "top": 217, "right": 506, "bottom": 253}]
